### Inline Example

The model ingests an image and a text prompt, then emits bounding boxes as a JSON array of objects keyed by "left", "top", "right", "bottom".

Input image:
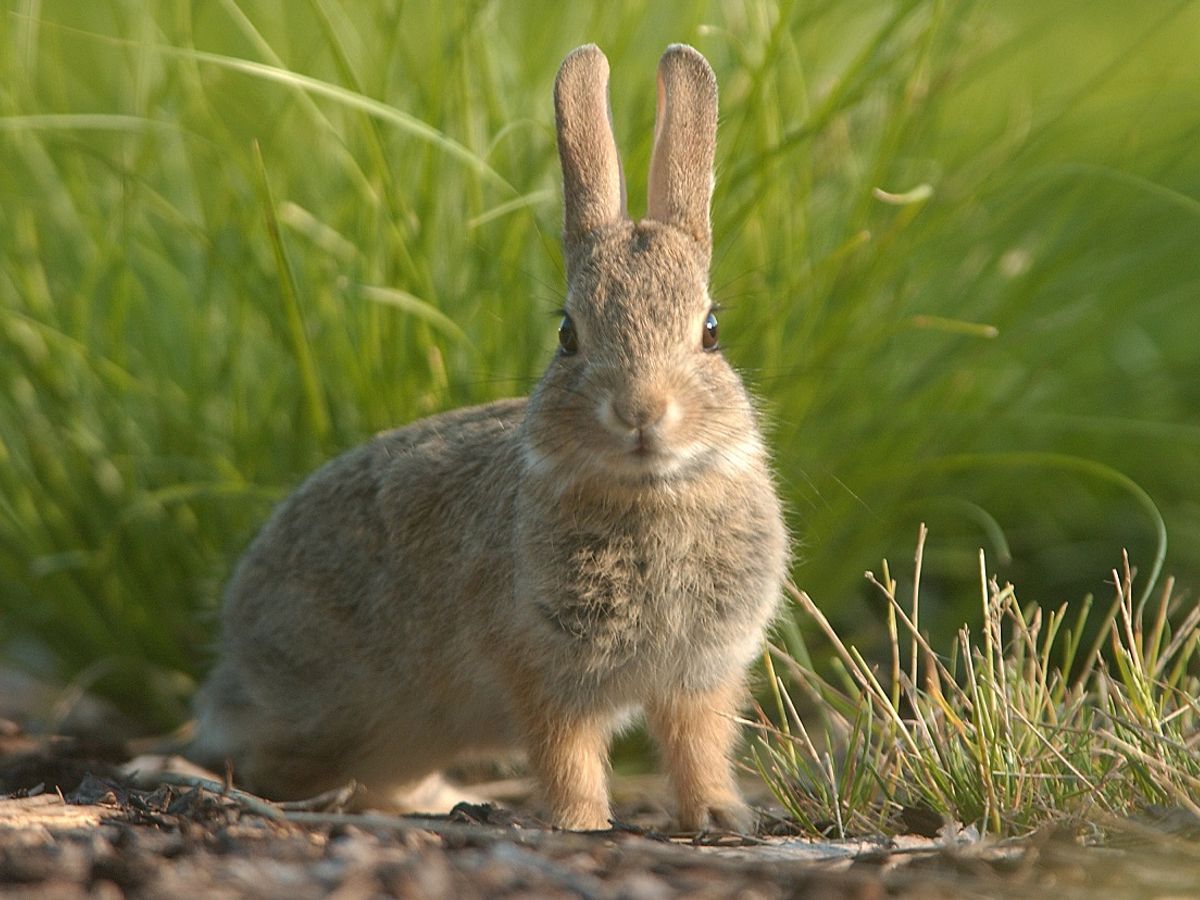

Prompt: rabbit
[{"left": 189, "top": 42, "right": 789, "bottom": 833}]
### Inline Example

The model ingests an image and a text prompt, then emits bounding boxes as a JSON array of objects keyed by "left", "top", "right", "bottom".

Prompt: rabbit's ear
[
  {"left": 555, "top": 44, "right": 626, "bottom": 248},
  {"left": 646, "top": 44, "right": 717, "bottom": 257}
]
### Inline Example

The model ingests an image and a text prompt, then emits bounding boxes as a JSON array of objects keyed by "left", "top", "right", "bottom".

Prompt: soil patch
[{"left": 2, "top": 723, "right": 1198, "bottom": 898}]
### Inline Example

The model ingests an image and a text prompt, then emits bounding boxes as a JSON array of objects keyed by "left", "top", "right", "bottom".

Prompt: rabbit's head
[{"left": 524, "top": 44, "right": 766, "bottom": 489}]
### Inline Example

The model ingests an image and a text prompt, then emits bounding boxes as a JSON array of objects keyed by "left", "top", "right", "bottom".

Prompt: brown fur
[{"left": 190, "top": 44, "right": 789, "bottom": 832}]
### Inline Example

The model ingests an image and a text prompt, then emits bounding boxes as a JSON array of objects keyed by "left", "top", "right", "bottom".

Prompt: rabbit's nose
[{"left": 603, "top": 391, "right": 675, "bottom": 433}]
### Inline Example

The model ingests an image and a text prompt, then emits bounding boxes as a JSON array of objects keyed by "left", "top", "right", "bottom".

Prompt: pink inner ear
[
  {"left": 646, "top": 68, "right": 671, "bottom": 223},
  {"left": 643, "top": 46, "right": 716, "bottom": 251}
]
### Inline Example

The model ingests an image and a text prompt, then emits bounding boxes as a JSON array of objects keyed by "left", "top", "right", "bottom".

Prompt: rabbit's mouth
[
  {"left": 596, "top": 397, "right": 739, "bottom": 481},
  {"left": 631, "top": 429, "right": 657, "bottom": 457},
  {"left": 620, "top": 428, "right": 765, "bottom": 483},
  {"left": 615, "top": 433, "right": 670, "bottom": 465},
  {"left": 608, "top": 429, "right": 708, "bottom": 480}
]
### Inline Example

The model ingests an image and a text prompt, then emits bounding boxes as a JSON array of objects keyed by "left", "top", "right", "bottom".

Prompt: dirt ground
[{"left": 3, "top": 721, "right": 1200, "bottom": 899}]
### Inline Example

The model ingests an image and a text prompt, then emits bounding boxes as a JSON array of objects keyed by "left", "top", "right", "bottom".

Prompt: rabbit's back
[{"left": 192, "top": 398, "right": 529, "bottom": 797}]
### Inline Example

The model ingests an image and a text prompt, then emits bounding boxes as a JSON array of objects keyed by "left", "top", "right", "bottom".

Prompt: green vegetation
[
  {"left": 1, "top": 0, "right": 1197, "bottom": 741},
  {"left": 755, "top": 529, "right": 1200, "bottom": 837}
]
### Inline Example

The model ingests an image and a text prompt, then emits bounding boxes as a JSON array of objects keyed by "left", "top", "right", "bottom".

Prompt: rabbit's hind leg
[{"left": 188, "top": 669, "right": 352, "bottom": 801}]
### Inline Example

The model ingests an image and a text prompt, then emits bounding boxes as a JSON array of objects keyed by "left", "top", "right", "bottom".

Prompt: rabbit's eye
[
  {"left": 558, "top": 314, "right": 578, "bottom": 355},
  {"left": 702, "top": 310, "right": 719, "bottom": 351}
]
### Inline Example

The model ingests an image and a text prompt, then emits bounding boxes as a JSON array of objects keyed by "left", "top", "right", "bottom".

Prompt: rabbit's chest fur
[{"left": 513, "top": 475, "right": 786, "bottom": 701}]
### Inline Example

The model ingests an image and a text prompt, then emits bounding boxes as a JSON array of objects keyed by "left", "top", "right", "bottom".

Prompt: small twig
[
  {"left": 275, "top": 781, "right": 361, "bottom": 812},
  {"left": 686, "top": 830, "right": 770, "bottom": 847},
  {"left": 149, "top": 772, "right": 285, "bottom": 820}
]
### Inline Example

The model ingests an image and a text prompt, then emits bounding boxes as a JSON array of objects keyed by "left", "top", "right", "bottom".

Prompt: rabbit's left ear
[
  {"left": 646, "top": 44, "right": 717, "bottom": 259},
  {"left": 648, "top": 45, "right": 710, "bottom": 256}
]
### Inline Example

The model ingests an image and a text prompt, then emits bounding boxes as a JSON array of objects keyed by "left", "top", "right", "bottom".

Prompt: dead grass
[{"left": 753, "top": 526, "right": 1200, "bottom": 839}]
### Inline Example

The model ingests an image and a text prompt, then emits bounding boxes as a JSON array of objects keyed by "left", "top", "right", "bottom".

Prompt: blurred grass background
[{"left": 1, "top": 0, "right": 1197, "bottom": 730}]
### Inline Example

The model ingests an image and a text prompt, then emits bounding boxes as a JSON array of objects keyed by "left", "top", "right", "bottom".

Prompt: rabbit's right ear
[{"left": 555, "top": 45, "right": 626, "bottom": 249}]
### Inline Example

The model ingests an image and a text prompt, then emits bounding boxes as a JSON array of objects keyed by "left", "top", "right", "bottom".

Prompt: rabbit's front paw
[
  {"left": 679, "top": 795, "right": 755, "bottom": 834},
  {"left": 520, "top": 700, "right": 615, "bottom": 832},
  {"left": 550, "top": 799, "right": 613, "bottom": 832}
]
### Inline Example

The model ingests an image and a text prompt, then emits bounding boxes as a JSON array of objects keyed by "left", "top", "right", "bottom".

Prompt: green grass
[
  {"left": 754, "top": 527, "right": 1200, "bottom": 837},
  {"left": 1, "top": 1, "right": 1198, "bottom": 732}
]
